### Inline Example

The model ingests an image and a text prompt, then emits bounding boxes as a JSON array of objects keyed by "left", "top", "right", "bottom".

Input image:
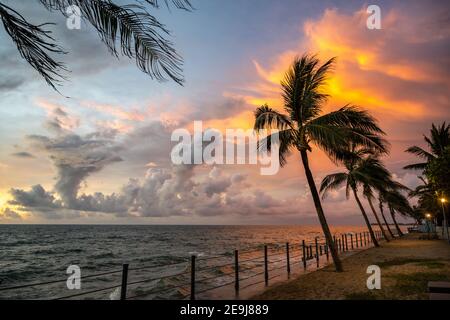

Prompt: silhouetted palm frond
[
  {"left": 254, "top": 104, "right": 293, "bottom": 131},
  {"left": 320, "top": 172, "right": 348, "bottom": 199},
  {"left": 257, "top": 129, "right": 296, "bottom": 167},
  {"left": 404, "top": 122, "right": 450, "bottom": 171},
  {"left": 1, "top": 0, "right": 190, "bottom": 90},
  {"left": 281, "top": 54, "right": 334, "bottom": 125},
  {"left": 42, "top": 0, "right": 185, "bottom": 84},
  {"left": 0, "top": 3, "right": 66, "bottom": 90},
  {"left": 144, "top": 0, "right": 193, "bottom": 10}
]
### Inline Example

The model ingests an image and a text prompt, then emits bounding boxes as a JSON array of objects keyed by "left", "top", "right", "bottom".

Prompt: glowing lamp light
[
  {"left": 441, "top": 198, "right": 447, "bottom": 203},
  {"left": 425, "top": 213, "right": 432, "bottom": 219}
]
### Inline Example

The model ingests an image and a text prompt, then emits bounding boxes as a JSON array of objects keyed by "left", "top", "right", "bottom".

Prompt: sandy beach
[{"left": 252, "top": 234, "right": 450, "bottom": 300}]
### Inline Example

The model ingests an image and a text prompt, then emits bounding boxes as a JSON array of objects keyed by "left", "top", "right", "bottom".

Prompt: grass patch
[
  {"left": 377, "top": 258, "right": 441, "bottom": 268},
  {"left": 345, "top": 292, "right": 378, "bottom": 300},
  {"left": 389, "top": 272, "right": 450, "bottom": 297},
  {"left": 414, "top": 261, "right": 445, "bottom": 269}
]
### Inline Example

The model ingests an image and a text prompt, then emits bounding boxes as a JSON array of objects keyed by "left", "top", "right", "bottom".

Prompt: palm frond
[
  {"left": 281, "top": 54, "right": 334, "bottom": 125},
  {"left": 306, "top": 105, "right": 389, "bottom": 161},
  {"left": 36, "top": 0, "right": 187, "bottom": 86},
  {"left": 314, "top": 105, "right": 386, "bottom": 134},
  {"left": 362, "top": 183, "right": 374, "bottom": 199},
  {"left": 405, "top": 146, "right": 434, "bottom": 161},
  {"left": 429, "top": 122, "right": 450, "bottom": 156},
  {"left": 254, "top": 104, "right": 293, "bottom": 131},
  {"left": 403, "top": 162, "right": 427, "bottom": 170},
  {"left": 0, "top": 3, "right": 66, "bottom": 90},
  {"left": 304, "top": 122, "right": 349, "bottom": 163},
  {"left": 144, "top": 0, "right": 193, "bottom": 11},
  {"left": 404, "top": 122, "right": 450, "bottom": 171},
  {"left": 257, "top": 129, "right": 296, "bottom": 167},
  {"left": 320, "top": 172, "right": 348, "bottom": 199}
]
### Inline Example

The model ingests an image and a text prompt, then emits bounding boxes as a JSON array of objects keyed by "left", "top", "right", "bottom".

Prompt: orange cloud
[
  {"left": 80, "top": 101, "right": 148, "bottom": 122},
  {"left": 35, "top": 99, "right": 80, "bottom": 131},
  {"left": 237, "top": 6, "right": 450, "bottom": 128},
  {"left": 221, "top": 4, "right": 449, "bottom": 176}
]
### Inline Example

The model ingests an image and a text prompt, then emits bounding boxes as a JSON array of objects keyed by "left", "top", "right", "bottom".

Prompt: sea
[{"left": 0, "top": 224, "right": 391, "bottom": 300}]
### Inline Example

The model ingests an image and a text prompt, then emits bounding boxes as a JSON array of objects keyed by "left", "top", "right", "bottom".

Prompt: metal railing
[{"left": 0, "top": 229, "right": 389, "bottom": 300}]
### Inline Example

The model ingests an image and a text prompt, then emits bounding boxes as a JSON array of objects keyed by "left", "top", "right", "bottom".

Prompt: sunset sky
[{"left": 0, "top": 0, "right": 449, "bottom": 224}]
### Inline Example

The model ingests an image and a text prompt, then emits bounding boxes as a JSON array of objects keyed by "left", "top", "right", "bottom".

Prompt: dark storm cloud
[
  {"left": 119, "top": 121, "right": 174, "bottom": 168},
  {"left": 9, "top": 184, "right": 60, "bottom": 209},
  {"left": 9, "top": 163, "right": 301, "bottom": 219},
  {"left": 0, "top": 207, "right": 22, "bottom": 220},
  {"left": 187, "top": 97, "right": 248, "bottom": 123},
  {"left": 11, "top": 151, "right": 35, "bottom": 158},
  {"left": 0, "top": 77, "right": 25, "bottom": 92},
  {"left": 8, "top": 101, "right": 302, "bottom": 219},
  {"left": 26, "top": 132, "right": 123, "bottom": 208}
]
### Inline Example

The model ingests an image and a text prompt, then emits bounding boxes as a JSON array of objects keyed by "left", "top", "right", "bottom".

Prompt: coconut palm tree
[
  {"left": 0, "top": 0, "right": 192, "bottom": 90},
  {"left": 378, "top": 199, "right": 395, "bottom": 238},
  {"left": 404, "top": 122, "right": 450, "bottom": 171},
  {"left": 254, "top": 54, "right": 388, "bottom": 271},
  {"left": 358, "top": 155, "right": 397, "bottom": 241},
  {"left": 320, "top": 149, "right": 391, "bottom": 247},
  {"left": 373, "top": 179, "right": 410, "bottom": 238},
  {"left": 363, "top": 184, "right": 390, "bottom": 242},
  {"left": 380, "top": 189, "right": 413, "bottom": 236}
]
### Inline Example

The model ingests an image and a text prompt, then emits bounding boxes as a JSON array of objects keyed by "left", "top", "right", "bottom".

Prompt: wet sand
[{"left": 252, "top": 234, "right": 450, "bottom": 300}]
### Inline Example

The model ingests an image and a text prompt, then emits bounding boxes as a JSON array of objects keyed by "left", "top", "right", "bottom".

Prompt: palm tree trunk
[
  {"left": 351, "top": 187, "right": 380, "bottom": 247},
  {"left": 379, "top": 200, "right": 395, "bottom": 238},
  {"left": 389, "top": 205, "right": 404, "bottom": 236},
  {"left": 300, "top": 150, "right": 343, "bottom": 272},
  {"left": 367, "top": 197, "right": 390, "bottom": 242}
]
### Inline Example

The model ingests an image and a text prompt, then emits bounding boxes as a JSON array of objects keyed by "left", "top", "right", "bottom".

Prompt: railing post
[
  {"left": 341, "top": 235, "right": 345, "bottom": 252},
  {"left": 350, "top": 234, "right": 354, "bottom": 250},
  {"left": 360, "top": 232, "right": 363, "bottom": 246},
  {"left": 363, "top": 232, "right": 367, "bottom": 246},
  {"left": 302, "top": 240, "right": 307, "bottom": 270},
  {"left": 344, "top": 234, "right": 349, "bottom": 251},
  {"left": 315, "top": 238, "right": 319, "bottom": 268},
  {"left": 190, "top": 255, "right": 196, "bottom": 300},
  {"left": 286, "top": 242, "right": 291, "bottom": 275},
  {"left": 355, "top": 233, "right": 359, "bottom": 248},
  {"left": 337, "top": 238, "right": 341, "bottom": 252},
  {"left": 120, "top": 263, "right": 129, "bottom": 300},
  {"left": 319, "top": 245, "right": 323, "bottom": 256},
  {"left": 234, "top": 250, "right": 239, "bottom": 294},
  {"left": 325, "top": 241, "right": 329, "bottom": 261},
  {"left": 264, "top": 245, "right": 269, "bottom": 286},
  {"left": 309, "top": 245, "right": 313, "bottom": 258}
]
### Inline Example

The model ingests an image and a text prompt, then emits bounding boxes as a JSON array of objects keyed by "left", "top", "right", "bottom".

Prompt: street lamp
[
  {"left": 440, "top": 198, "right": 449, "bottom": 243},
  {"left": 425, "top": 213, "right": 432, "bottom": 239}
]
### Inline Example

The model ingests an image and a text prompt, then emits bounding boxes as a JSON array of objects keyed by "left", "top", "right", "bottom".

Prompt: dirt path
[{"left": 252, "top": 234, "right": 450, "bottom": 300}]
